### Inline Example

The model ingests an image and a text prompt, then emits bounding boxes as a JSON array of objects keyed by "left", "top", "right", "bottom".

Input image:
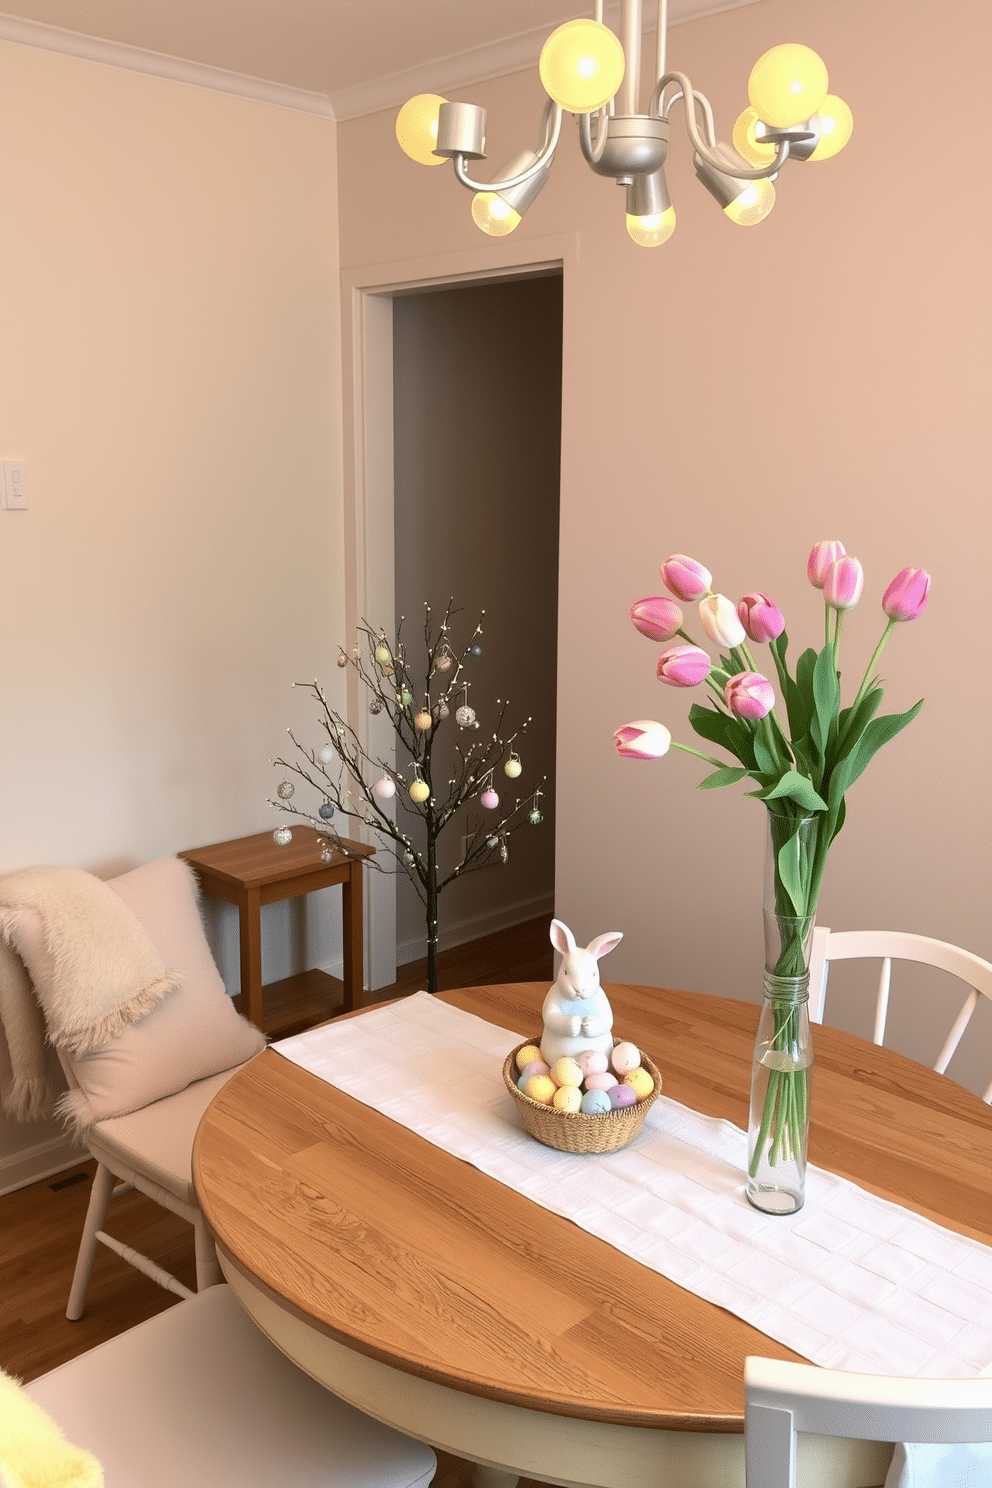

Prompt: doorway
[{"left": 390, "top": 272, "right": 562, "bottom": 965}]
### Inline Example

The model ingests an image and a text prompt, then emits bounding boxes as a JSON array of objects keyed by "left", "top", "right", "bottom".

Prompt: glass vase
[{"left": 746, "top": 808, "right": 818, "bottom": 1215}]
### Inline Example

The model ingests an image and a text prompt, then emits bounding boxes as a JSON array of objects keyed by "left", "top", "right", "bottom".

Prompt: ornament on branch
[
  {"left": 456, "top": 683, "right": 478, "bottom": 729},
  {"left": 529, "top": 787, "right": 544, "bottom": 826},
  {"left": 504, "top": 751, "right": 523, "bottom": 778}
]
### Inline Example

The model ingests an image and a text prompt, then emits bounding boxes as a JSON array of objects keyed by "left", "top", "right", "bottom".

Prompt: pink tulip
[
  {"left": 807, "top": 540, "right": 847, "bottom": 589},
  {"left": 882, "top": 567, "right": 931, "bottom": 622},
  {"left": 656, "top": 644, "right": 712, "bottom": 688},
  {"left": 630, "top": 595, "right": 684, "bottom": 642},
  {"left": 724, "top": 671, "right": 776, "bottom": 720},
  {"left": 699, "top": 594, "right": 746, "bottom": 650},
  {"left": 738, "top": 591, "right": 785, "bottom": 643},
  {"left": 823, "top": 556, "right": 864, "bottom": 611},
  {"left": 614, "top": 720, "right": 672, "bottom": 758},
  {"left": 661, "top": 554, "right": 712, "bottom": 602}
]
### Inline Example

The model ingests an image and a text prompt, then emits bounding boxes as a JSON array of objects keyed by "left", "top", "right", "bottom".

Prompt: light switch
[{"left": 4, "top": 461, "right": 27, "bottom": 510}]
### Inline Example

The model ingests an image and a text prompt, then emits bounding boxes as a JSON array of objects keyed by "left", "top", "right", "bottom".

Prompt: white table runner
[{"left": 274, "top": 993, "right": 992, "bottom": 1379}]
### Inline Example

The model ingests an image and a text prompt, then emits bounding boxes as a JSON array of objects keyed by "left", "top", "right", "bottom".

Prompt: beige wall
[
  {"left": 0, "top": 42, "right": 343, "bottom": 1181},
  {"left": 338, "top": 0, "right": 991, "bottom": 1090}
]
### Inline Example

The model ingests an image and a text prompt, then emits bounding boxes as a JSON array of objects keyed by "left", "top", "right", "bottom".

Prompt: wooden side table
[{"left": 178, "top": 827, "right": 375, "bottom": 1032}]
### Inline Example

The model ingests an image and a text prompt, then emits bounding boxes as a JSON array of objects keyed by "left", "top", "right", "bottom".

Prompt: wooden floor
[{"left": 0, "top": 916, "right": 553, "bottom": 1488}]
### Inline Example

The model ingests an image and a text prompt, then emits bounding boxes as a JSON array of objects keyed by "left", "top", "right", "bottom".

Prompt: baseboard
[
  {"left": 0, "top": 1133, "right": 85, "bottom": 1197},
  {"left": 314, "top": 892, "right": 554, "bottom": 982},
  {"left": 394, "top": 892, "right": 556, "bottom": 969}
]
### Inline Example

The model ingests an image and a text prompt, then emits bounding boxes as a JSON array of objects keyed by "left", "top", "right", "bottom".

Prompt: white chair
[
  {"left": 744, "top": 1355, "right": 992, "bottom": 1488},
  {"left": 807, "top": 928, "right": 992, "bottom": 1103},
  {"left": 3, "top": 858, "right": 267, "bottom": 1318},
  {"left": 19, "top": 1284, "right": 437, "bottom": 1488}
]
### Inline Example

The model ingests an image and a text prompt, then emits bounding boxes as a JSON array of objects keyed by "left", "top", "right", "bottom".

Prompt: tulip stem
[
  {"left": 671, "top": 741, "right": 726, "bottom": 769},
  {"left": 832, "top": 609, "right": 844, "bottom": 671},
  {"left": 849, "top": 619, "right": 896, "bottom": 717}
]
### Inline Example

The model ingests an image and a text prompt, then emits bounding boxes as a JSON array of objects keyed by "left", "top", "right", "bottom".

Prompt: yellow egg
[
  {"left": 409, "top": 779, "right": 430, "bottom": 803},
  {"left": 553, "top": 1085, "right": 582, "bottom": 1114},
  {"left": 524, "top": 1074, "right": 557, "bottom": 1105},
  {"left": 550, "top": 1056, "right": 583, "bottom": 1088},
  {"left": 623, "top": 1067, "right": 656, "bottom": 1102},
  {"left": 515, "top": 1044, "right": 542, "bottom": 1072}
]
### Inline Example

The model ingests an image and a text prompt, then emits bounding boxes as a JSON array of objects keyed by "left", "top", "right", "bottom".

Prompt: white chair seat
[
  {"left": 25, "top": 1285, "right": 438, "bottom": 1488},
  {"left": 86, "top": 1062, "right": 248, "bottom": 1207}
]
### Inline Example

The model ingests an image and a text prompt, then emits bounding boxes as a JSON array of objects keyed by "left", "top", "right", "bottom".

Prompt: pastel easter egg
[
  {"left": 576, "top": 1049, "right": 609, "bottom": 1077},
  {"left": 553, "top": 1086, "right": 582, "bottom": 1114},
  {"left": 624, "top": 1067, "right": 656, "bottom": 1102},
  {"left": 517, "top": 1061, "right": 549, "bottom": 1089},
  {"left": 550, "top": 1057, "right": 583, "bottom": 1089},
  {"left": 611, "top": 1040, "right": 641, "bottom": 1075},
  {"left": 524, "top": 1074, "right": 557, "bottom": 1105},
  {"left": 609, "top": 1083, "right": 638, "bottom": 1110},
  {"left": 580, "top": 1089, "right": 613, "bottom": 1116},
  {"left": 515, "top": 1044, "right": 542, "bottom": 1072},
  {"left": 584, "top": 1072, "right": 618, "bottom": 1092}
]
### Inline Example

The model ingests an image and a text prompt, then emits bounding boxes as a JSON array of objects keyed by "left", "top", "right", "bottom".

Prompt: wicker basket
[{"left": 502, "top": 1038, "right": 662, "bottom": 1154}]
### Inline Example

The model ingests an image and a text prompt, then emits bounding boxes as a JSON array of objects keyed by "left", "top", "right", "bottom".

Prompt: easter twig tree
[{"left": 270, "top": 601, "right": 546, "bottom": 994}]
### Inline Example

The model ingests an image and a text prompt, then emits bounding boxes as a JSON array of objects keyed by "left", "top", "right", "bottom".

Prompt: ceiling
[{"left": 0, "top": 0, "right": 761, "bottom": 118}]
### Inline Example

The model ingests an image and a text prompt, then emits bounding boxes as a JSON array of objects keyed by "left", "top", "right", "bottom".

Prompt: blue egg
[
  {"left": 318, "top": 801, "right": 335, "bottom": 820},
  {"left": 580, "top": 1089, "right": 613, "bottom": 1116}
]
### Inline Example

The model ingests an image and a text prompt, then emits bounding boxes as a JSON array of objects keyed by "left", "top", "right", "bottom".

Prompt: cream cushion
[{"left": 5, "top": 857, "right": 264, "bottom": 1127}]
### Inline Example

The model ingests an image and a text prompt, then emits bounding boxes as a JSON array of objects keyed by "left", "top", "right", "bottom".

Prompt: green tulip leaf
[
  {"left": 795, "top": 648, "right": 818, "bottom": 716},
  {"left": 835, "top": 684, "right": 884, "bottom": 761},
  {"left": 688, "top": 704, "right": 754, "bottom": 767},
  {"left": 776, "top": 831, "right": 806, "bottom": 916},
  {"left": 697, "top": 766, "right": 751, "bottom": 790},
  {"left": 752, "top": 729, "right": 778, "bottom": 775},
  {"left": 811, "top": 644, "right": 840, "bottom": 755},
  {"left": 764, "top": 770, "right": 829, "bottom": 813},
  {"left": 844, "top": 699, "right": 924, "bottom": 788}
]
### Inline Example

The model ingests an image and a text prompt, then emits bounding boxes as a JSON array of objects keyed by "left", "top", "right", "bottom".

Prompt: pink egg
[
  {"left": 481, "top": 788, "right": 499, "bottom": 809},
  {"left": 517, "top": 1060, "right": 549, "bottom": 1089},
  {"left": 611, "top": 1041, "right": 641, "bottom": 1075},
  {"left": 609, "top": 1083, "right": 638, "bottom": 1110},
  {"left": 576, "top": 1049, "right": 609, "bottom": 1076},
  {"left": 584, "top": 1072, "right": 618, "bottom": 1092}
]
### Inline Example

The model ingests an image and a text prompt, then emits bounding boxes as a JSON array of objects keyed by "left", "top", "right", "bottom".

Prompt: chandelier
[{"left": 395, "top": 0, "right": 852, "bottom": 246}]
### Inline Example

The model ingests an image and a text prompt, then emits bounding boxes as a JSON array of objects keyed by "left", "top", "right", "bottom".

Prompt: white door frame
[{"left": 340, "top": 232, "right": 576, "bottom": 990}]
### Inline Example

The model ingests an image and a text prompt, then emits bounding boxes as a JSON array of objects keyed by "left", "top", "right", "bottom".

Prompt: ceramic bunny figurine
[{"left": 539, "top": 919, "right": 623, "bottom": 1067}]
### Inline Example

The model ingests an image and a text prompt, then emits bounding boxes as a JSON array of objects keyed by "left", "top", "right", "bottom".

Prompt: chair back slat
[
  {"left": 933, "top": 988, "right": 980, "bottom": 1074},
  {"left": 872, "top": 958, "right": 892, "bottom": 1046}
]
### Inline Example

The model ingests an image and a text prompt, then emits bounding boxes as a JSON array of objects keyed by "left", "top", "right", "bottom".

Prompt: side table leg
[
  {"left": 238, "top": 887, "right": 265, "bottom": 1031},
  {"left": 341, "top": 862, "right": 365, "bottom": 1014},
  {"left": 471, "top": 1469, "right": 519, "bottom": 1488}
]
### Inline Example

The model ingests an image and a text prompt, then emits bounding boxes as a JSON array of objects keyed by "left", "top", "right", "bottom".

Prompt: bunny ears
[{"left": 550, "top": 919, "right": 623, "bottom": 960}]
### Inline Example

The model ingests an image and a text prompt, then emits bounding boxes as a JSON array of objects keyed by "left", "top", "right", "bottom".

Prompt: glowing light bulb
[
  {"left": 724, "top": 178, "right": 776, "bottom": 226},
  {"left": 732, "top": 106, "right": 778, "bottom": 167},
  {"left": 395, "top": 94, "right": 448, "bottom": 166},
  {"left": 625, "top": 206, "right": 676, "bottom": 247},
  {"left": 471, "top": 192, "right": 522, "bottom": 236},
  {"left": 539, "top": 19, "right": 625, "bottom": 113},
  {"left": 808, "top": 94, "right": 853, "bottom": 160},
  {"left": 748, "top": 44, "right": 828, "bottom": 129}
]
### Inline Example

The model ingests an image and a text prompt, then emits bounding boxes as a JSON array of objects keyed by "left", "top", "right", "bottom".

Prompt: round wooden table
[{"left": 192, "top": 982, "right": 992, "bottom": 1488}]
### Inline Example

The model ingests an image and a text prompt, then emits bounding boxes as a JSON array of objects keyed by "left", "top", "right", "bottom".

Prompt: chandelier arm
[
  {"left": 656, "top": 0, "right": 668, "bottom": 83},
  {"left": 578, "top": 110, "right": 611, "bottom": 167},
  {"left": 450, "top": 102, "right": 562, "bottom": 194},
  {"left": 659, "top": 84, "right": 716, "bottom": 147},
  {"left": 654, "top": 71, "right": 790, "bottom": 179}
]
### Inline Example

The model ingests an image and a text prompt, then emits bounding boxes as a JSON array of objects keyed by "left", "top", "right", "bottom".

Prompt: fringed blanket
[{"left": 0, "top": 867, "right": 180, "bottom": 1122}]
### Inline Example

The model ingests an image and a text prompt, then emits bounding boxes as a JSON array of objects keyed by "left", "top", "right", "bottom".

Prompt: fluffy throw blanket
[
  {"left": 0, "top": 1366, "right": 103, "bottom": 1486},
  {"left": 0, "top": 867, "right": 180, "bottom": 1122}
]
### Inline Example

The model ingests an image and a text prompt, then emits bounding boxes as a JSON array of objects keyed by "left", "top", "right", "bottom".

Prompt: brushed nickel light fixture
[{"left": 395, "top": 0, "right": 852, "bottom": 246}]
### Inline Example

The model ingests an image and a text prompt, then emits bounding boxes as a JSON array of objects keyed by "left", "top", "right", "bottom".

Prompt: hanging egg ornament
[
  {"left": 456, "top": 705, "right": 477, "bottom": 728},
  {"left": 276, "top": 780, "right": 295, "bottom": 800},
  {"left": 318, "top": 744, "right": 335, "bottom": 764},
  {"left": 273, "top": 826, "right": 293, "bottom": 846},
  {"left": 336, "top": 653, "right": 348, "bottom": 668},
  {"left": 469, "top": 642, "right": 484, "bottom": 658},
  {"left": 433, "top": 700, "right": 449, "bottom": 721},
  {"left": 434, "top": 643, "right": 453, "bottom": 673},
  {"left": 318, "top": 800, "right": 335, "bottom": 820},
  {"left": 369, "top": 697, "right": 383, "bottom": 715},
  {"left": 351, "top": 645, "right": 362, "bottom": 661},
  {"left": 529, "top": 808, "right": 543, "bottom": 825},
  {"left": 414, "top": 709, "right": 433, "bottom": 732},
  {"left": 374, "top": 641, "right": 391, "bottom": 666},
  {"left": 409, "top": 778, "right": 430, "bottom": 804},
  {"left": 374, "top": 776, "right": 396, "bottom": 800},
  {"left": 481, "top": 787, "right": 499, "bottom": 809},
  {"left": 504, "top": 754, "right": 522, "bottom": 779},
  {"left": 499, "top": 839, "right": 509, "bottom": 864},
  {"left": 397, "top": 688, "right": 413, "bottom": 707},
  {"left": 320, "top": 843, "right": 334, "bottom": 863},
  {"left": 486, "top": 836, "right": 499, "bottom": 850}
]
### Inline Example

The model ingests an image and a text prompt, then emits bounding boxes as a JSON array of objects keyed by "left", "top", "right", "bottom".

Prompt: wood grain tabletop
[{"left": 192, "top": 982, "right": 992, "bottom": 1434}]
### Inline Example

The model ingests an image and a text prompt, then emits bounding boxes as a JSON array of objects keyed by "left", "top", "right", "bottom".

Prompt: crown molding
[
  {"left": 0, "top": 12, "right": 336, "bottom": 117},
  {"left": 330, "top": 0, "right": 763, "bottom": 121}
]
